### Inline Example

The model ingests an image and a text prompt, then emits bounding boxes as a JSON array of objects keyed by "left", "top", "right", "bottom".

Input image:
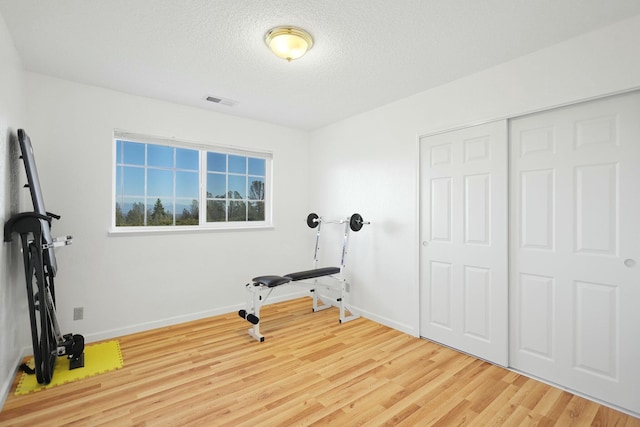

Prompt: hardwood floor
[{"left": 1, "top": 297, "right": 638, "bottom": 426}]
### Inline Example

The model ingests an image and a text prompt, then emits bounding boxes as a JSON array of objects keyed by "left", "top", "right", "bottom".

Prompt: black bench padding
[
  {"left": 252, "top": 267, "right": 341, "bottom": 288},
  {"left": 285, "top": 267, "right": 340, "bottom": 281},
  {"left": 252, "top": 275, "right": 292, "bottom": 287}
]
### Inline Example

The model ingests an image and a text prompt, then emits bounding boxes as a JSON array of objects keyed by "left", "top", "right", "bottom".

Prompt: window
[
  {"left": 113, "top": 132, "right": 271, "bottom": 230},
  {"left": 206, "top": 152, "right": 266, "bottom": 222}
]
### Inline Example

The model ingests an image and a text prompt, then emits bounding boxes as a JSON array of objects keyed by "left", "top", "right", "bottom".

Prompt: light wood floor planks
[{"left": 1, "top": 297, "right": 638, "bottom": 426}]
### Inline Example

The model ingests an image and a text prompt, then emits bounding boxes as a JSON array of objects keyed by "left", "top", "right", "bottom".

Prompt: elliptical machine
[{"left": 3, "top": 129, "right": 84, "bottom": 385}]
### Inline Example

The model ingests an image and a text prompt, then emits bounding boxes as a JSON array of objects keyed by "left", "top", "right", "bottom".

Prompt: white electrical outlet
[{"left": 73, "top": 307, "right": 84, "bottom": 320}]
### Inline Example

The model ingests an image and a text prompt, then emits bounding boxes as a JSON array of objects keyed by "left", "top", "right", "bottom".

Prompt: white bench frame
[{"left": 240, "top": 215, "right": 362, "bottom": 342}]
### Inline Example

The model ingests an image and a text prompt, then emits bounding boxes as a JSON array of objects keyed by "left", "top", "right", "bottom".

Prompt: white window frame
[{"left": 111, "top": 131, "right": 273, "bottom": 234}]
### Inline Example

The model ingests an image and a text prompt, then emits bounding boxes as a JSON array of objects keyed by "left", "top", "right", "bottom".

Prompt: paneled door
[
  {"left": 509, "top": 92, "right": 640, "bottom": 414},
  {"left": 419, "top": 121, "right": 508, "bottom": 366}
]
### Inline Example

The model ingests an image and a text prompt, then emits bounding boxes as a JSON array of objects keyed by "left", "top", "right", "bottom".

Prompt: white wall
[
  {"left": 309, "top": 14, "right": 640, "bottom": 336},
  {"left": 24, "top": 73, "right": 313, "bottom": 342},
  {"left": 0, "top": 10, "right": 27, "bottom": 408}
]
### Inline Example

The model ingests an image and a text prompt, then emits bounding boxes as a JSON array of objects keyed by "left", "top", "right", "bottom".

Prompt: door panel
[
  {"left": 509, "top": 91, "right": 640, "bottom": 414},
  {"left": 420, "top": 120, "right": 508, "bottom": 366},
  {"left": 518, "top": 273, "right": 554, "bottom": 359}
]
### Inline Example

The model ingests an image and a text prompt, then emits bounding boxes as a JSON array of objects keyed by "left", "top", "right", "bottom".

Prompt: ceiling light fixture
[{"left": 264, "top": 26, "right": 313, "bottom": 62}]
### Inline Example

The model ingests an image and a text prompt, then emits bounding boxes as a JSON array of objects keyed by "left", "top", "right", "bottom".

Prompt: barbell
[{"left": 306, "top": 212, "right": 370, "bottom": 232}]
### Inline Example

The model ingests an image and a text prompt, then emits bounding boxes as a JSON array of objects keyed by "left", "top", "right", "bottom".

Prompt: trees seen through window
[{"left": 114, "top": 138, "right": 269, "bottom": 228}]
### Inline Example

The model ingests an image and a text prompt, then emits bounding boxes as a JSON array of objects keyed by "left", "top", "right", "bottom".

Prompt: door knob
[{"left": 624, "top": 259, "right": 636, "bottom": 267}]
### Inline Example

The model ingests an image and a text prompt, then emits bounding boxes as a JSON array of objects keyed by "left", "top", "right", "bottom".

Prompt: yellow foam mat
[{"left": 15, "top": 340, "right": 123, "bottom": 395}]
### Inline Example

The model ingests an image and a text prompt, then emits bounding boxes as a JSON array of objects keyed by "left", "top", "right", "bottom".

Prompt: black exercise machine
[
  {"left": 238, "top": 212, "right": 370, "bottom": 342},
  {"left": 3, "top": 129, "right": 84, "bottom": 385}
]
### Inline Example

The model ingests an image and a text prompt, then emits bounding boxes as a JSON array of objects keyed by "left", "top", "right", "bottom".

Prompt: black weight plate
[
  {"left": 307, "top": 213, "right": 319, "bottom": 228},
  {"left": 350, "top": 213, "right": 363, "bottom": 232}
]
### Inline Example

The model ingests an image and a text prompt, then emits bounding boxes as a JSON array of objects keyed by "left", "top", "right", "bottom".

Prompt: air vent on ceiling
[{"left": 204, "top": 95, "right": 238, "bottom": 107}]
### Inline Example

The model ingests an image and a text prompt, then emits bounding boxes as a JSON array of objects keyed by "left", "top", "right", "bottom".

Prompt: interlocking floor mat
[{"left": 15, "top": 340, "right": 123, "bottom": 395}]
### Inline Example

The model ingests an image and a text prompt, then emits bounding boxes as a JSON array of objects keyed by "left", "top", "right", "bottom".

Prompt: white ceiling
[{"left": 1, "top": 1, "right": 640, "bottom": 130}]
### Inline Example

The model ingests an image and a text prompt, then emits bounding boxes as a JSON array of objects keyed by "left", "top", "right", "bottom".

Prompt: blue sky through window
[
  {"left": 207, "top": 152, "right": 225, "bottom": 172},
  {"left": 147, "top": 144, "right": 173, "bottom": 168},
  {"left": 115, "top": 138, "right": 268, "bottom": 227},
  {"left": 177, "top": 148, "right": 198, "bottom": 170},
  {"left": 228, "top": 175, "right": 246, "bottom": 198},
  {"left": 229, "top": 155, "right": 246, "bottom": 174},
  {"left": 116, "top": 140, "right": 200, "bottom": 221},
  {"left": 248, "top": 157, "right": 265, "bottom": 176}
]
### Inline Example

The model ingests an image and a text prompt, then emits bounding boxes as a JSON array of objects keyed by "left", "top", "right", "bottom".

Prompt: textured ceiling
[{"left": 1, "top": 0, "right": 640, "bottom": 130}]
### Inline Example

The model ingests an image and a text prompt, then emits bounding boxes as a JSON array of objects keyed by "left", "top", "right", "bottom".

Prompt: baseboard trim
[
  {"left": 84, "top": 290, "right": 309, "bottom": 343},
  {"left": 0, "top": 351, "right": 26, "bottom": 411},
  {"left": 354, "top": 306, "right": 418, "bottom": 337}
]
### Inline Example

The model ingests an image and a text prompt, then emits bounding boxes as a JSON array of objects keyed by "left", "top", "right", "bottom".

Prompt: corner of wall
[{"left": 0, "top": 8, "right": 28, "bottom": 410}]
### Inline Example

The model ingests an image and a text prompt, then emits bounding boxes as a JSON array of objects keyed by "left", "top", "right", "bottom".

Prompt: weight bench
[
  {"left": 239, "top": 266, "right": 357, "bottom": 342},
  {"left": 238, "top": 213, "right": 369, "bottom": 342}
]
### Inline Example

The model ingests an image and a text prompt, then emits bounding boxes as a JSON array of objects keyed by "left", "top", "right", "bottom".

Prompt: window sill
[{"left": 108, "top": 223, "right": 274, "bottom": 237}]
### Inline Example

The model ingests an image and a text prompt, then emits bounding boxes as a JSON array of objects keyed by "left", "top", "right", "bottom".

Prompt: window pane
[
  {"left": 123, "top": 166, "right": 144, "bottom": 196},
  {"left": 229, "top": 201, "right": 247, "bottom": 221},
  {"left": 207, "top": 152, "right": 226, "bottom": 172},
  {"left": 228, "top": 175, "right": 246, "bottom": 199},
  {"left": 175, "top": 199, "right": 199, "bottom": 225},
  {"left": 147, "top": 169, "right": 173, "bottom": 197},
  {"left": 120, "top": 197, "right": 145, "bottom": 226},
  {"left": 115, "top": 165, "right": 123, "bottom": 196},
  {"left": 248, "top": 158, "right": 265, "bottom": 176},
  {"left": 176, "top": 171, "right": 198, "bottom": 198},
  {"left": 147, "top": 198, "right": 173, "bottom": 226},
  {"left": 148, "top": 144, "right": 173, "bottom": 168},
  {"left": 207, "top": 173, "right": 226, "bottom": 199},
  {"left": 122, "top": 141, "right": 145, "bottom": 165},
  {"left": 229, "top": 155, "right": 246, "bottom": 174},
  {"left": 115, "top": 198, "right": 124, "bottom": 225},
  {"left": 176, "top": 148, "right": 198, "bottom": 170},
  {"left": 248, "top": 178, "right": 265, "bottom": 200},
  {"left": 207, "top": 200, "right": 226, "bottom": 222},
  {"left": 116, "top": 140, "right": 123, "bottom": 164},
  {"left": 248, "top": 201, "right": 265, "bottom": 221}
]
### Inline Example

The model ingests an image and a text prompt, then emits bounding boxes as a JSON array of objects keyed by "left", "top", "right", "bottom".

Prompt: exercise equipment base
[{"left": 69, "top": 353, "right": 85, "bottom": 370}]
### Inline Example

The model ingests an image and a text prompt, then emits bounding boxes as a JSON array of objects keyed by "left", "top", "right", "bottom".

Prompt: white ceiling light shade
[{"left": 265, "top": 26, "right": 313, "bottom": 62}]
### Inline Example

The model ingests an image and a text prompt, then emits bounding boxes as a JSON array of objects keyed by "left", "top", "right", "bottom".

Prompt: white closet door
[
  {"left": 420, "top": 121, "right": 508, "bottom": 366},
  {"left": 510, "top": 92, "right": 640, "bottom": 414}
]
